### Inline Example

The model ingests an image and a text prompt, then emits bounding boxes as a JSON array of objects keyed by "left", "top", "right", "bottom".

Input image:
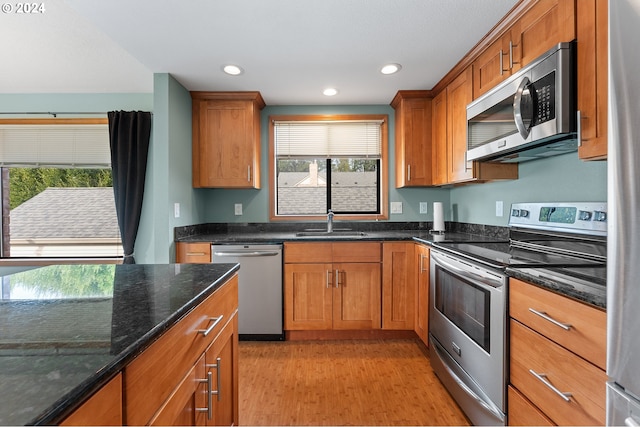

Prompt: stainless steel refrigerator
[{"left": 607, "top": 0, "right": 640, "bottom": 424}]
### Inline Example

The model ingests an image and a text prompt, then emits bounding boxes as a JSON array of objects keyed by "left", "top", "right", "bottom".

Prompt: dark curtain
[{"left": 108, "top": 111, "right": 151, "bottom": 264}]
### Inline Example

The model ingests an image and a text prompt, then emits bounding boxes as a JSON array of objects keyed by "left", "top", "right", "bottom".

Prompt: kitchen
[{"left": 0, "top": 0, "right": 631, "bottom": 425}]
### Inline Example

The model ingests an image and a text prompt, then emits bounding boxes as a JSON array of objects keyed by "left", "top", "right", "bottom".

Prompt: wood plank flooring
[{"left": 238, "top": 339, "right": 470, "bottom": 426}]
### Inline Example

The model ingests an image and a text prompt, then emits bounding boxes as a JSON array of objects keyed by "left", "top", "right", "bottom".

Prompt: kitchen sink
[{"left": 295, "top": 230, "right": 367, "bottom": 238}]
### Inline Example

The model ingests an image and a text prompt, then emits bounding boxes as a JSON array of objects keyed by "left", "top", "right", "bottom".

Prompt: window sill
[{"left": 0, "top": 257, "right": 123, "bottom": 267}]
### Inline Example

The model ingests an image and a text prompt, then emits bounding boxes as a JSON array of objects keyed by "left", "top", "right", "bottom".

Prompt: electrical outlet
[
  {"left": 234, "top": 203, "right": 243, "bottom": 216},
  {"left": 174, "top": 202, "right": 180, "bottom": 218},
  {"left": 419, "top": 202, "right": 428, "bottom": 214},
  {"left": 390, "top": 202, "right": 403, "bottom": 214},
  {"left": 496, "top": 201, "right": 504, "bottom": 217}
]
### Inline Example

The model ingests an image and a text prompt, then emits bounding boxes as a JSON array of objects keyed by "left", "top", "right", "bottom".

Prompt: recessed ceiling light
[
  {"left": 223, "top": 65, "right": 244, "bottom": 76},
  {"left": 381, "top": 63, "right": 402, "bottom": 75},
  {"left": 323, "top": 88, "right": 338, "bottom": 96}
]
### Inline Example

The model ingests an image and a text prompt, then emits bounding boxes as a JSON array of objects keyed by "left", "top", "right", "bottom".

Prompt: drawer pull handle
[
  {"left": 207, "top": 357, "right": 222, "bottom": 402},
  {"left": 528, "top": 308, "right": 572, "bottom": 330},
  {"left": 529, "top": 369, "right": 572, "bottom": 402},
  {"left": 196, "top": 371, "right": 213, "bottom": 419},
  {"left": 198, "top": 315, "right": 224, "bottom": 337},
  {"left": 187, "top": 252, "right": 207, "bottom": 256}
]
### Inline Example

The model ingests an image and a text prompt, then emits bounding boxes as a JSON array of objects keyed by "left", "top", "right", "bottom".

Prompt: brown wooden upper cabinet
[
  {"left": 577, "top": 0, "right": 608, "bottom": 160},
  {"left": 436, "top": 67, "right": 518, "bottom": 185},
  {"left": 473, "top": 0, "right": 576, "bottom": 98},
  {"left": 191, "top": 91, "right": 265, "bottom": 188},
  {"left": 431, "top": 90, "right": 448, "bottom": 186},
  {"left": 392, "top": 91, "right": 433, "bottom": 187}
]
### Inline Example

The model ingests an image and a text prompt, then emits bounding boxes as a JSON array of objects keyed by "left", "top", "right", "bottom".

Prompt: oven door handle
[{"left": 431, "top": 251, "right": 504, "bottom": 289}]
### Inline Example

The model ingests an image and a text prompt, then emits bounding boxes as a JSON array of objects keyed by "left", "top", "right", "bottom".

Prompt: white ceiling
[{"left": 2, "top": 0, "right": 519, "bottom": 105}]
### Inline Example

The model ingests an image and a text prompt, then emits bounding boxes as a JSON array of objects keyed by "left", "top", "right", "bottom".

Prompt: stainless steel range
[{"left": 429, "top": 202, "right": 607, "bottom": 426}]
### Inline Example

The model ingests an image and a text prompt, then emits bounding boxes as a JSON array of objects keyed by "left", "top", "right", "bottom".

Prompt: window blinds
[
  {"left": 275, "top": 120, "right": 382, "bottom": 158},
  {"left": 0, "top": 124, "right": 111, "bottom": 167}
]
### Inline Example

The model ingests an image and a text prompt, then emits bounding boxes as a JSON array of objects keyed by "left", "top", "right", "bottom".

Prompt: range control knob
[
  {"left": 511, "top": 209, "right": 520, "bottom": 217},
  {"left": 578, "top": 210, "right": 593, "bottom": 221},
  {"left": 593, "top": 211, "right": 607, "bottom": 222},
  {"left": 519, "top": 209, "right": 529, "bottom": 218}
]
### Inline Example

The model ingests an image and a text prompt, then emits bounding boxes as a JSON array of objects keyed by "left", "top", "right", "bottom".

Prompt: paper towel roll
[{"left": 433, "top": 202, "right": 445, "bottom": 232}]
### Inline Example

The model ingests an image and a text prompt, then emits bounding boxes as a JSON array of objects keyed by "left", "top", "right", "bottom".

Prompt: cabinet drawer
[
  {"left": 509, "top": 278, "right": 606, "bottom": 369},
  {"left": 284, "top": 242, "right": 333, "bottom": 263},
  {"left": 124, "top": 275, "right": 238, "bottom": 426},
  {"left": 510, "top": 320, "right": 606, "bottom": 426},
  {"left": 332, "top": 242, "right": 381, "bottom": 263},
  {"left": 507, "top": 385, "right": 553, "bottom": 426},
  {"left": 176, "top": 242, "right": 212, "bottom": 263}
]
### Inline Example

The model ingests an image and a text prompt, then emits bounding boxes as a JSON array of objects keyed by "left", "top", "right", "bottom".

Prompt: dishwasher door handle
[{"left": 213, "top": 251, "right": 280, "bottom": 257}]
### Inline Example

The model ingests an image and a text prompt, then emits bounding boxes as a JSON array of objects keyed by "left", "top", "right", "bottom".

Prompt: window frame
[
  {"left": 0, "top": 118, "right": 122, "bottom": 265},
  {"left": 269, "top": 114, "right": 389, "bottom": 221}
]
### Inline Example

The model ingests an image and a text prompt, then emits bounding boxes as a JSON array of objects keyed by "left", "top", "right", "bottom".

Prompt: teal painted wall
[
  {"left": 135, "top": 74, "right": 202, "bottom": 263},
  {"left": 0, "top": 93, "right": 152, "bottom": 114},
  {"left": 449, "top": 152, "right": 607, "bottom": 225},
  {"left": 200, "top": 104, "right": 450, "bottom": 224}
]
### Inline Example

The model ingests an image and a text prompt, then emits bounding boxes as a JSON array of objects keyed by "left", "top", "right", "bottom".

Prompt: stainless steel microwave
[{"left": 466, "top": 42, "right": 576, "bottom": 163}]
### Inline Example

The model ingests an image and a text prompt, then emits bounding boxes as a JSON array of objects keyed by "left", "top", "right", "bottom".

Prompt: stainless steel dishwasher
[{"left": 211, "top": 244, "right": 283, "bottom": 340}]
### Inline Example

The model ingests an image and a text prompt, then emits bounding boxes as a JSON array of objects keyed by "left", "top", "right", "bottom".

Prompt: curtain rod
[
  {"left": 0, "top": 112, "right": 106, "bottom": 117},
  {"left": 0, "top": 112, "right": 153, "bottom": 117}
]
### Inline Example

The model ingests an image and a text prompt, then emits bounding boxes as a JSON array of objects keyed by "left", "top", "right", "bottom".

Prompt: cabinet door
[
  {"left": 149, "top": 356, "right": 205, "bottom": 426},
  {"left": 61, "top": 374, "right": 123, "bottom": 426},
  {"left": 511, "top": 0, "right": 575, "bottom": 71},
  {"left": 193, "top": 98, "right": 260, "bottom": 189},
  {"left": 414, "top": 245, "right": 429, "bottom": 345},
  {"left": 447, "top": 67, "right": 474, "bottom": 183},
  {"left": 176, "top": 242, "right": 212, "bottom": 263},
  {"left": 394, "top": 95, "right": 433, "bottom": 187},
  {"left": 333, "top": 263, "right": 381, "bottom": 330},
  {"left": 473, "top": 32, "right": 513, "bottom": 98},
  {"left": 206, "top": 315, "right": 238, "bottom": 426},
  {"left": 431, "top": 90, "right": 448, "bottom": 186},
  {"left": 382, "top": 242, "right": 415, "bottom": 330},
  {"left": 577, "top": 0, "right": 608, "bottom": 160},
  {"left": 284, "top": 263, "right": 334, "bottom": 330}
]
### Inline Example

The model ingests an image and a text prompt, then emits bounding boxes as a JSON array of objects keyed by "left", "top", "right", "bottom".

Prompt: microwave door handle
[{"left": 513, "top": 76, "right": 531, "bottom": 140}]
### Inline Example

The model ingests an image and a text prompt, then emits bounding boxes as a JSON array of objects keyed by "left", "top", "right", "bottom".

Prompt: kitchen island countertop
[{"left": 0, "top": 263, "right": 239, "bottom": 426}]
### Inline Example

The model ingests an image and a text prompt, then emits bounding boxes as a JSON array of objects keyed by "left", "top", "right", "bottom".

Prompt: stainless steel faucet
[{"left": 327, "top": 209, "right": 334, "bottom": 233}]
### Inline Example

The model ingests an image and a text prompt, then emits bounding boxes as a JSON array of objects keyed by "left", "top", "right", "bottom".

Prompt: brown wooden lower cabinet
[
  {"left": 414, "top": 244, "right": 429, "bottom": 345},
  {"left": 508, "top": 278, "right": 606, "bottom": 426},
  {"left": 176, "top": 242, "right": 212, "bottom": 263},
  {"left": 61, "top": 275, "right": 239, "bottom": 427},
  {"left": 382, "top": 242, "right": 415, "bottom": 330},
  {"left": 60, "top": 374, "right": 123, "bottom": 426},
  {"left": 284, "top": 242, "right": 382, "bottom": 331},
  {"left": 507, "top": 385, "right": 553, "bottom": 426}
]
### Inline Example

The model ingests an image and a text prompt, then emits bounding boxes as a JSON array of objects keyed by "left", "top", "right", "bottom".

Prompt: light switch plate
[
  {"left": 390, "top": 202, "right": 403, "bottom": 214},
  {"left": 174, "top": 202, "right": 180, "bottom": 218},
  {"left": 234, "top": 203, "right": 243, "bottom": 216},
  {"left": 419, "top": 202, "right": 428, "bottom": 214},
  {"left": 496, "top": 201, "right": 504, "bottom": 217}
]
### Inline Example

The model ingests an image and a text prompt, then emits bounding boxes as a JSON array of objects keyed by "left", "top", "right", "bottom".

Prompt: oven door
[{"left": 429, "top": 249, "right": 507, "bottom": 424}]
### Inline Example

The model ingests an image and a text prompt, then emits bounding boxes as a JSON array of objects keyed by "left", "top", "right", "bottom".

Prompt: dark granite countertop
[
  {"left": 174, "top": 221, "right": 509, "bottom": 245},
  {"left": 0, "top": 263, "right": 239, "bottom": 426}
]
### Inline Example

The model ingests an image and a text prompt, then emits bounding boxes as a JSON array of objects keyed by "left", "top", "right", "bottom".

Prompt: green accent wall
[
  {"left": 135, "top": 74, "right": 202, "bottom": 263},
  {"left": 449, "top": 152, "right": 607, "bottom": 225}
]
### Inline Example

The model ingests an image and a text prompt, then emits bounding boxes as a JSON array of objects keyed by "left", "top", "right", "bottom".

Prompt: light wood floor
[{"left": 238, "top": 339, "right": 470, "bottom": 426}]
